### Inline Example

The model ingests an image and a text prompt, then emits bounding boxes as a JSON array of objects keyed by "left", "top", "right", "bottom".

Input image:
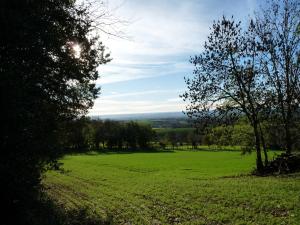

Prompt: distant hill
[{"left": 90, "top": 111, "right": 187, "bottom": 121}]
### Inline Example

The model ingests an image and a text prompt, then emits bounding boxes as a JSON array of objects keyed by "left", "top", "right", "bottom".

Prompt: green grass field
[{"left": 44, "top": 151, "right": 300, "bottom": 225}]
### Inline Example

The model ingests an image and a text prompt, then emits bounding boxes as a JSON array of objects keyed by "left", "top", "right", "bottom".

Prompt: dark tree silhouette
[
  {"left": 124, "top": 121, "right": 139, "bottom": 149},
  {"left": 137, "top": 124, "right": 155, "bottom": 148},
  {"left": 93, "top": 120, "right": 105, "bottom": 149},
  {"left": 0, "top": 0, "right": 109, "bottom": 223}
]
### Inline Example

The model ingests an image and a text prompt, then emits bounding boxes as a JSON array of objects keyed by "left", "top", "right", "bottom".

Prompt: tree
[
  {"left": 167, "top": 131, "right": 179, "bottom": 149},
  {"left": 252, "top": 0, "right": 300, "bottom": 154},
  {"left": 103, "top": 120, "right": 121, "bottom": 149},
  {"left": 63, "top": 117, "right": 91, "bottom": 150},
  {"left": 0, "top": 0, "right": 109, "bottom": 222},
  {"left": 93, "top": 120, "right": 105, "bottom": 149},
  {"left": 210, "top": 125, "right": 234, "bottom": 147},
  {"left": 182, "top": 16, "right": 269, "bottom": 172},
  {"left": 232, "top": 119, "right": 255, "bottom": 152},
  {"left": 124, "top": 121, "right": 139, "bottom": 149},
  {"left": 137, "top": 124, "right": 155, "bottom": 149},
  {"left": 187, "top": 132, "right": 202, "bottom": 149}
]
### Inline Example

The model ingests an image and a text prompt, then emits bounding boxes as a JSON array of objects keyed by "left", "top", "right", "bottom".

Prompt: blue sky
[{"left": 88, "top": 0, "right": 259, "bottom": 115}]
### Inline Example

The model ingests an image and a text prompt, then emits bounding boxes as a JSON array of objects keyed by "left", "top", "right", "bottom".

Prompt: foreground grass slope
[{"left": 44, "top": 151, "right": 300, "bottom": 224}]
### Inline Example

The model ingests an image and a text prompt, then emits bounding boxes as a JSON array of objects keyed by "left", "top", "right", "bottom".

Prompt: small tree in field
[{"left": 182, "top": 17, "right": 269, "bottom": 172}]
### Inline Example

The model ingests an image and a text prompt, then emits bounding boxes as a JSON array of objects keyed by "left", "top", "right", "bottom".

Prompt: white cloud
[
  {"left": 97, "top": 60, "right": 192, "bottom": 84},
  {"left": 89, "top": 98, "right": 186, "bottom": 115},
  {"left": 87, "top": 0, "right": 258, "bottom": 115},
  {"left": 101, "top": 89, "right": 183, "bottom": 100}
]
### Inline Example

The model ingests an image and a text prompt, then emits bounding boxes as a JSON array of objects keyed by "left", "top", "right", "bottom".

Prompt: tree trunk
[
  {"left": 259, "top": 124, "right": 268, "bottom": 165},
  {"left": 253, "top": 123, "right": 264, "bottom": 173},
  {"left": 262, "top": 139, "right": 268, "bottom": 166}
]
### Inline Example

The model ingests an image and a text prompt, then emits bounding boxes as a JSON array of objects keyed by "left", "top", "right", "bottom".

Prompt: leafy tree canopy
[{"left": 0, "top": 0, "right": 110, "bottom": 223}]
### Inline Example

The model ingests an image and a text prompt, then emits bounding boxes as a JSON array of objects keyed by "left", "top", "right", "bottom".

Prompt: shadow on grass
[{"left": 25, "top": 194, "right": 112, "bottom": 225}]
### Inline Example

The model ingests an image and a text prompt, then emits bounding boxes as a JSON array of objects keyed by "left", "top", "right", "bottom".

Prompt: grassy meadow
[{"left": 44, "top": 150, "right": 300, "bottom": 225}]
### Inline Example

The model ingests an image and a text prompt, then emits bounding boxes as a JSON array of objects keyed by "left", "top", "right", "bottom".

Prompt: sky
[{"left": 88, "top": 0, "right": 259, "bottom": 116}]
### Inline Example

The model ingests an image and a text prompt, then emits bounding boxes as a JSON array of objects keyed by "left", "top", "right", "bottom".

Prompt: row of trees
[
  {"left": 202, "top": 118, "right": 300, "bottom": 151},
  {"left": 183, "top": 0, "right": 300, "bottom": 172},
  {"left": 63, "top": 116, "right": 300, "bottom": 152},
  {"left": 59, "top": 119, "right": 207, "bottom": 151},
  {"left": 62, "top": 119, "right": 155, "bottom": 150},
  {"left": 155, "top": 130, "right": 200, "bottom": 149},
  {"left": 61, "top": 119, "right": 202, "bottom": 151}
]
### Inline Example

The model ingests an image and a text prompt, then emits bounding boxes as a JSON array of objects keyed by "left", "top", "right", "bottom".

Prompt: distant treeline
[
  {"left": 61, "top": 118, "right": 155, "bottom": 151},
  {"left": 60, "top": 118, "right": 198, "bottom": 151},
  {"left": 155, "top": 118, "right": 300, "bottom": 151},
  {"left": 60, "top": 117, "right": 300, "bottom": 152},
  {"left": 201, "top": 118, "right": 300, "bottom": 152}
]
